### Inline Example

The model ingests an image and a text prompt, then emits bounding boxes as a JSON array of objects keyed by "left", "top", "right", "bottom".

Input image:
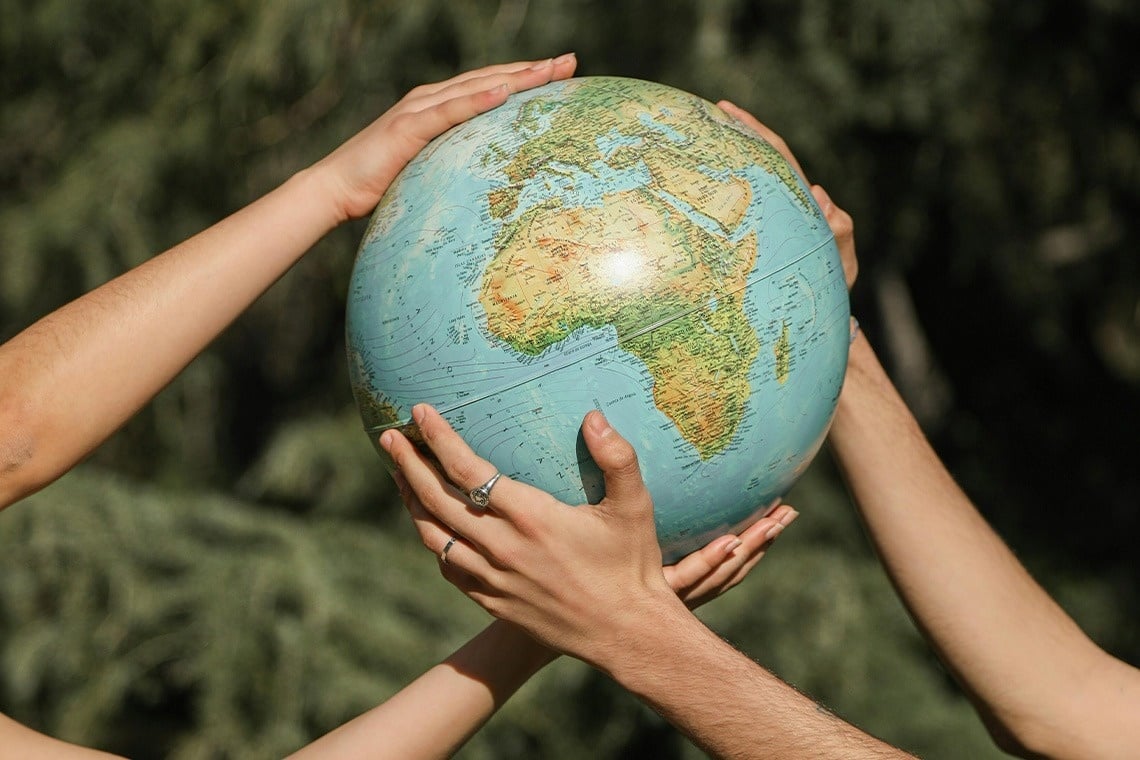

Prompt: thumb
[{"left": 581, "top": 411, "right": 652, "bottom": 511}]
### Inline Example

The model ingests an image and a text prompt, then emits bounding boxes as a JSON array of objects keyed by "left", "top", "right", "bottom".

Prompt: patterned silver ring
[
  {"left": 468, "top": 472, "right": 502, "bottom": 509},
  {"left": 439, "top": 536, "right": 458, "bottom": 564}
]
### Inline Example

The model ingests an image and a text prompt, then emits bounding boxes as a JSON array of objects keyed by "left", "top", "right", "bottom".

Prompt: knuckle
[
  {"left": 611, "top": 444, "right": 642, "bottom": 478},
  {"left": 834, "top": 210, "right": 854, "bottom": 236},
  {"left": 477, "top": 593, "right": 503, "bottom": 619},
  {"left": 482, "top": 541, "right": 519, "bottom": 570},
  {"left": 387, "top": 112, "right": 417, "bottom": 135},
  {"left": 449, "top": 458, "right": 483, "bottom": 489}
]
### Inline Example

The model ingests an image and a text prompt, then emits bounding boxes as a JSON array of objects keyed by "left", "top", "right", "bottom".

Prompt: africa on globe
[{"left": 346, "top": 76, "right": 849, "bottom": 562}]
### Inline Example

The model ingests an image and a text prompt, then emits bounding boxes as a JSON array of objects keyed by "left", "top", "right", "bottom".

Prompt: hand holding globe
[
  {"left": 348, "top": 76, "right": 849, "bottom": 561},
  {"left": 382, "top": 401, "right": 799, "bottom": 660}
]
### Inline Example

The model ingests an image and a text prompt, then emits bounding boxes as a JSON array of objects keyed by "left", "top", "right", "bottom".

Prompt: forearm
[
  {"left": 288, "top": 620, "right": 556, "bottom": 760},
  {"left": 0, "top": 168, "right": 339, "bottom": 507},
  {"left": 831, "top": 332, "right": 1140, "bottom": 756},
  {"left": 595, "top": 596, "right": 910, "bottom": 760},
  {"left": 0, "top": 712, "right": 124, "bottom": 759}
]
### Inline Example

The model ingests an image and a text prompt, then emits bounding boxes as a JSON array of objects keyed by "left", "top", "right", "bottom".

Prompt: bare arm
[
  {"left": 0, "top": 55, "right": 577, "bottom": 511},
  {"left": 719, "top": 98, "right": 1140, "bottom": 758},
  {"left": 291, "top": 453, "right": 797, "bottom": 759},
  {"left": 830, "top": 332, "right": 1140, "bottom": 758},
  {"left": 288, "top": 512, "right": 785, "bottom": 760},
  {"left": 0, "top": 714, "right": 123, "bottom": 760},
  {"left": 600, "top": 598, "right": 910, "bottom": 760},
  {"left": 0, "top": 55, "right": 579, "bottom": 757},
  {"left": 287, "top": 620, "right": 556, "bottom": 760},
  {"left": 383, "top": 403, "right": 913, "bottom": 759}
]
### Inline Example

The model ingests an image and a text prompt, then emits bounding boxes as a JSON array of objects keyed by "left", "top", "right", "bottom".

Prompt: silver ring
[
  {"left": 439, "top": 535, "right": 458, "bottom": 564},
  {"left": 468, "top": 472, "right": 502, "bottom": 509}
]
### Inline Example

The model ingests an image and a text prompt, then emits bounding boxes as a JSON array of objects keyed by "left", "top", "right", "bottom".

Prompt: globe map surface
[{"left": 347, "top": 77, "right": 849, "bottom": 562}]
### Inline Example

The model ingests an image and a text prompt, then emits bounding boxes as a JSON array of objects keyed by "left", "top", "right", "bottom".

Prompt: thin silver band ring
[{"left": 439, "top": 536, "right": 458, "bottom": 564}]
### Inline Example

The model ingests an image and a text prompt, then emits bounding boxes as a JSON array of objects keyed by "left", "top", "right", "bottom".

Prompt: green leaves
[{"left": 2, "top": 1, "right": 1137, "bottom": 757}]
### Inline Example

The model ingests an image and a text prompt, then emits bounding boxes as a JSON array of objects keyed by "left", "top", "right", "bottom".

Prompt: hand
[
  {"left": 718, "top": 100, "right": 857, "bottom": 291},
  {"left": 381, "top": 404, "right": 795, "bottom": 663},
  {"left": 311, "top": 54, "right": 578, "bottom": 224},
  {"left": 665, "top": 503, "right": 798, "bottom": 610}
]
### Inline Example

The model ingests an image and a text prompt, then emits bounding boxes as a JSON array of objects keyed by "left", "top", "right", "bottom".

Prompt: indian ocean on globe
[{"left": 346, "top": 76, "right": 849, "bottom": 563}]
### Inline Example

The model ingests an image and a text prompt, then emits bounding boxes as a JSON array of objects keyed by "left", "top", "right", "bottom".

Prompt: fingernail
[
  {"left": 379, "top": 430, "right": 395, "bottom": 451},
  {"left": 412, "top": 404, "right": 427, "bottom": 423},
  {"left": 723, "top": 538, "right": 742, "bottom": 555},
  {"left": 553, "top": 52, "right": 576, "bottom": 65},
  {"left": 585, "top": 409, "right": 612, "bottom": 437},
  {"left": 530, "top": 58, "right": 554, "bottom": 70},
  {"left": 765, "top": 510, "right": 798, "bottom": 539}
]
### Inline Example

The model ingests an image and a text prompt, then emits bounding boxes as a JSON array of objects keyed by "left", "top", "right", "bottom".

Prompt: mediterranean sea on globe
[{"left": 346, "top": 76, "right": 849, "bottom": 563}]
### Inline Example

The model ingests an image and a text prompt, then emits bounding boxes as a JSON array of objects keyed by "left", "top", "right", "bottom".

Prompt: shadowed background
[{"left": 2, "top": 1, "right": 1137, "bottom": 757}]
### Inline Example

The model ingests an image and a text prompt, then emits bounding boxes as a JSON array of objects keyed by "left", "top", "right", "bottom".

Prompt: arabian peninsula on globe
[{"left": 346, "top": 76, "right": 849, "bottom": 562}]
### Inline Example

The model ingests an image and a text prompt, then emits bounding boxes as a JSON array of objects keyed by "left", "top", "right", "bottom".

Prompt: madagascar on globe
[{"left": 346, "top": 76, "right": 848, "bottom": 563}]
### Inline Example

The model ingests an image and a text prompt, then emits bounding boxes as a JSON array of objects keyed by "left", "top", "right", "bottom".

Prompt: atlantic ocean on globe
[{"left": 346, "top": 76, "right": 849, "bottom": 563}]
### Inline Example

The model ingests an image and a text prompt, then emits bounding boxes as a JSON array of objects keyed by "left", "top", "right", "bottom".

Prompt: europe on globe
[{"left": 346, "top": 76, "right": 849, "bottom": 562}]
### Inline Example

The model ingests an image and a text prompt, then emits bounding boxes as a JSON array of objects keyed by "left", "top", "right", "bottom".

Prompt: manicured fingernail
[
  {"left": 530, "top": 58, "right": 554, "bottom": 70},
  {"left": 723, "top": 538, "right": 742, "bottom": 555},
  {"left": 585, "top": 410, "right": 612, "bottom": 437},
  {"left": 412, "top": 404, "right": 427, "bottom": 423},
  {"left": 765, "top": 510, "right": 798, "bottom": 540},
  {"left": 553, "top": 52, "right": 576, "bottom": 65}
]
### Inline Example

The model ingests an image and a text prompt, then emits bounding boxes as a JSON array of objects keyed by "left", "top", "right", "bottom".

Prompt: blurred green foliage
[{"left": 1, "top": 0, "right": 1137, "bottom": 757}]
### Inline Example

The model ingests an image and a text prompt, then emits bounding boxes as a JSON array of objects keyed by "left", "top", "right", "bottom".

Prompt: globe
[{"left": 346, "top": 76, "right": 849, "bottom": 563}]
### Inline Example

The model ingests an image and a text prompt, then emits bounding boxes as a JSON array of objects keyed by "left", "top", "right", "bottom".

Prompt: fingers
[
  {"left": 403, "top": 53, "right": 578, "bottom": 111},
  {"left": 412, "top": 54, "right": 574, "bottom": 95},
  {"left": 580, "top": 411, "right": 652, "bottom": 509},
  {"left": 390, "top": 60, "right": 563, "bottom": 147},
  {"left": 381, "top": 424, "right": 493, "bottom": 553},
  {"left": 810, "top": 184, "right": 857, "bottom": 289},
  {"left": 715, "top": 100, "right": 857, "bottom": 291},
  {"left": 394, "top": 404, "right": 545, "bottom": 525},
  {"left": 716, "top": 506, "right": 798, "bottom": 588},
  {"left": 397, "top": 471, "right": 469, "bottom": 560},
  {"left": 664, "top": 505, "right": 799, "bottom": 609},
  {"left": 717, "top": 100, "right": 808, "bottom": 181},
  {"left": 393, "top": 462, "right": 505, "bottom": 597},
  {"left": 317, "top": 54, "right": 578, "bottom": 222},
  {"left": 662, "top": 534, "right": 741, "bottom": 596},
  {"left": 811, "top": 185, "right": 853, "bottom": 242},
  {"left": 390, "top": 85, "right": 513, "bottom": 150}
]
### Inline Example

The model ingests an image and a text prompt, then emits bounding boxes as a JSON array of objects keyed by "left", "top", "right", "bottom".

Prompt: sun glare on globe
[
  {"left": 595, "top": 247, "right": 643, "bottom": 288},
  {"left": 346, "top": 76, "right": 849, "bottom": 562}
]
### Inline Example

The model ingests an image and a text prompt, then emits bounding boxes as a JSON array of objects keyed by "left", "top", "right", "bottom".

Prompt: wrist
[
  {"left": 489, "top": 619, "right": 561, "bottom": 673},
  {"left": 287, "top": 164, "right": 349, "bottom": 235},
  {"left": 587, "top": 590, "right": 707, "bottom": 682},
  {"left": 458, "top": 620, "right": 560, "bottom": 682}
]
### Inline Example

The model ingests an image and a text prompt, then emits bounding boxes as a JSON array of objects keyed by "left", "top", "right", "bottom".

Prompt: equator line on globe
[{"left": 346, "top": 76, "right": 849, "bottom": 562}]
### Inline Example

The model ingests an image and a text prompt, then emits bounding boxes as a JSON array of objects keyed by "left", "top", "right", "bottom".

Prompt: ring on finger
[
  {"left": 440, "top": 535, "right": 459, "bottom": 564},
  {"left": 468, "top": 472, "right": 502, "bottom": 510}
]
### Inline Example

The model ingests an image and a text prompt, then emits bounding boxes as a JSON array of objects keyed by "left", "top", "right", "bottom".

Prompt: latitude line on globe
[{"left": 364, "top": 232, "right": 839, "bottom": 438}]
